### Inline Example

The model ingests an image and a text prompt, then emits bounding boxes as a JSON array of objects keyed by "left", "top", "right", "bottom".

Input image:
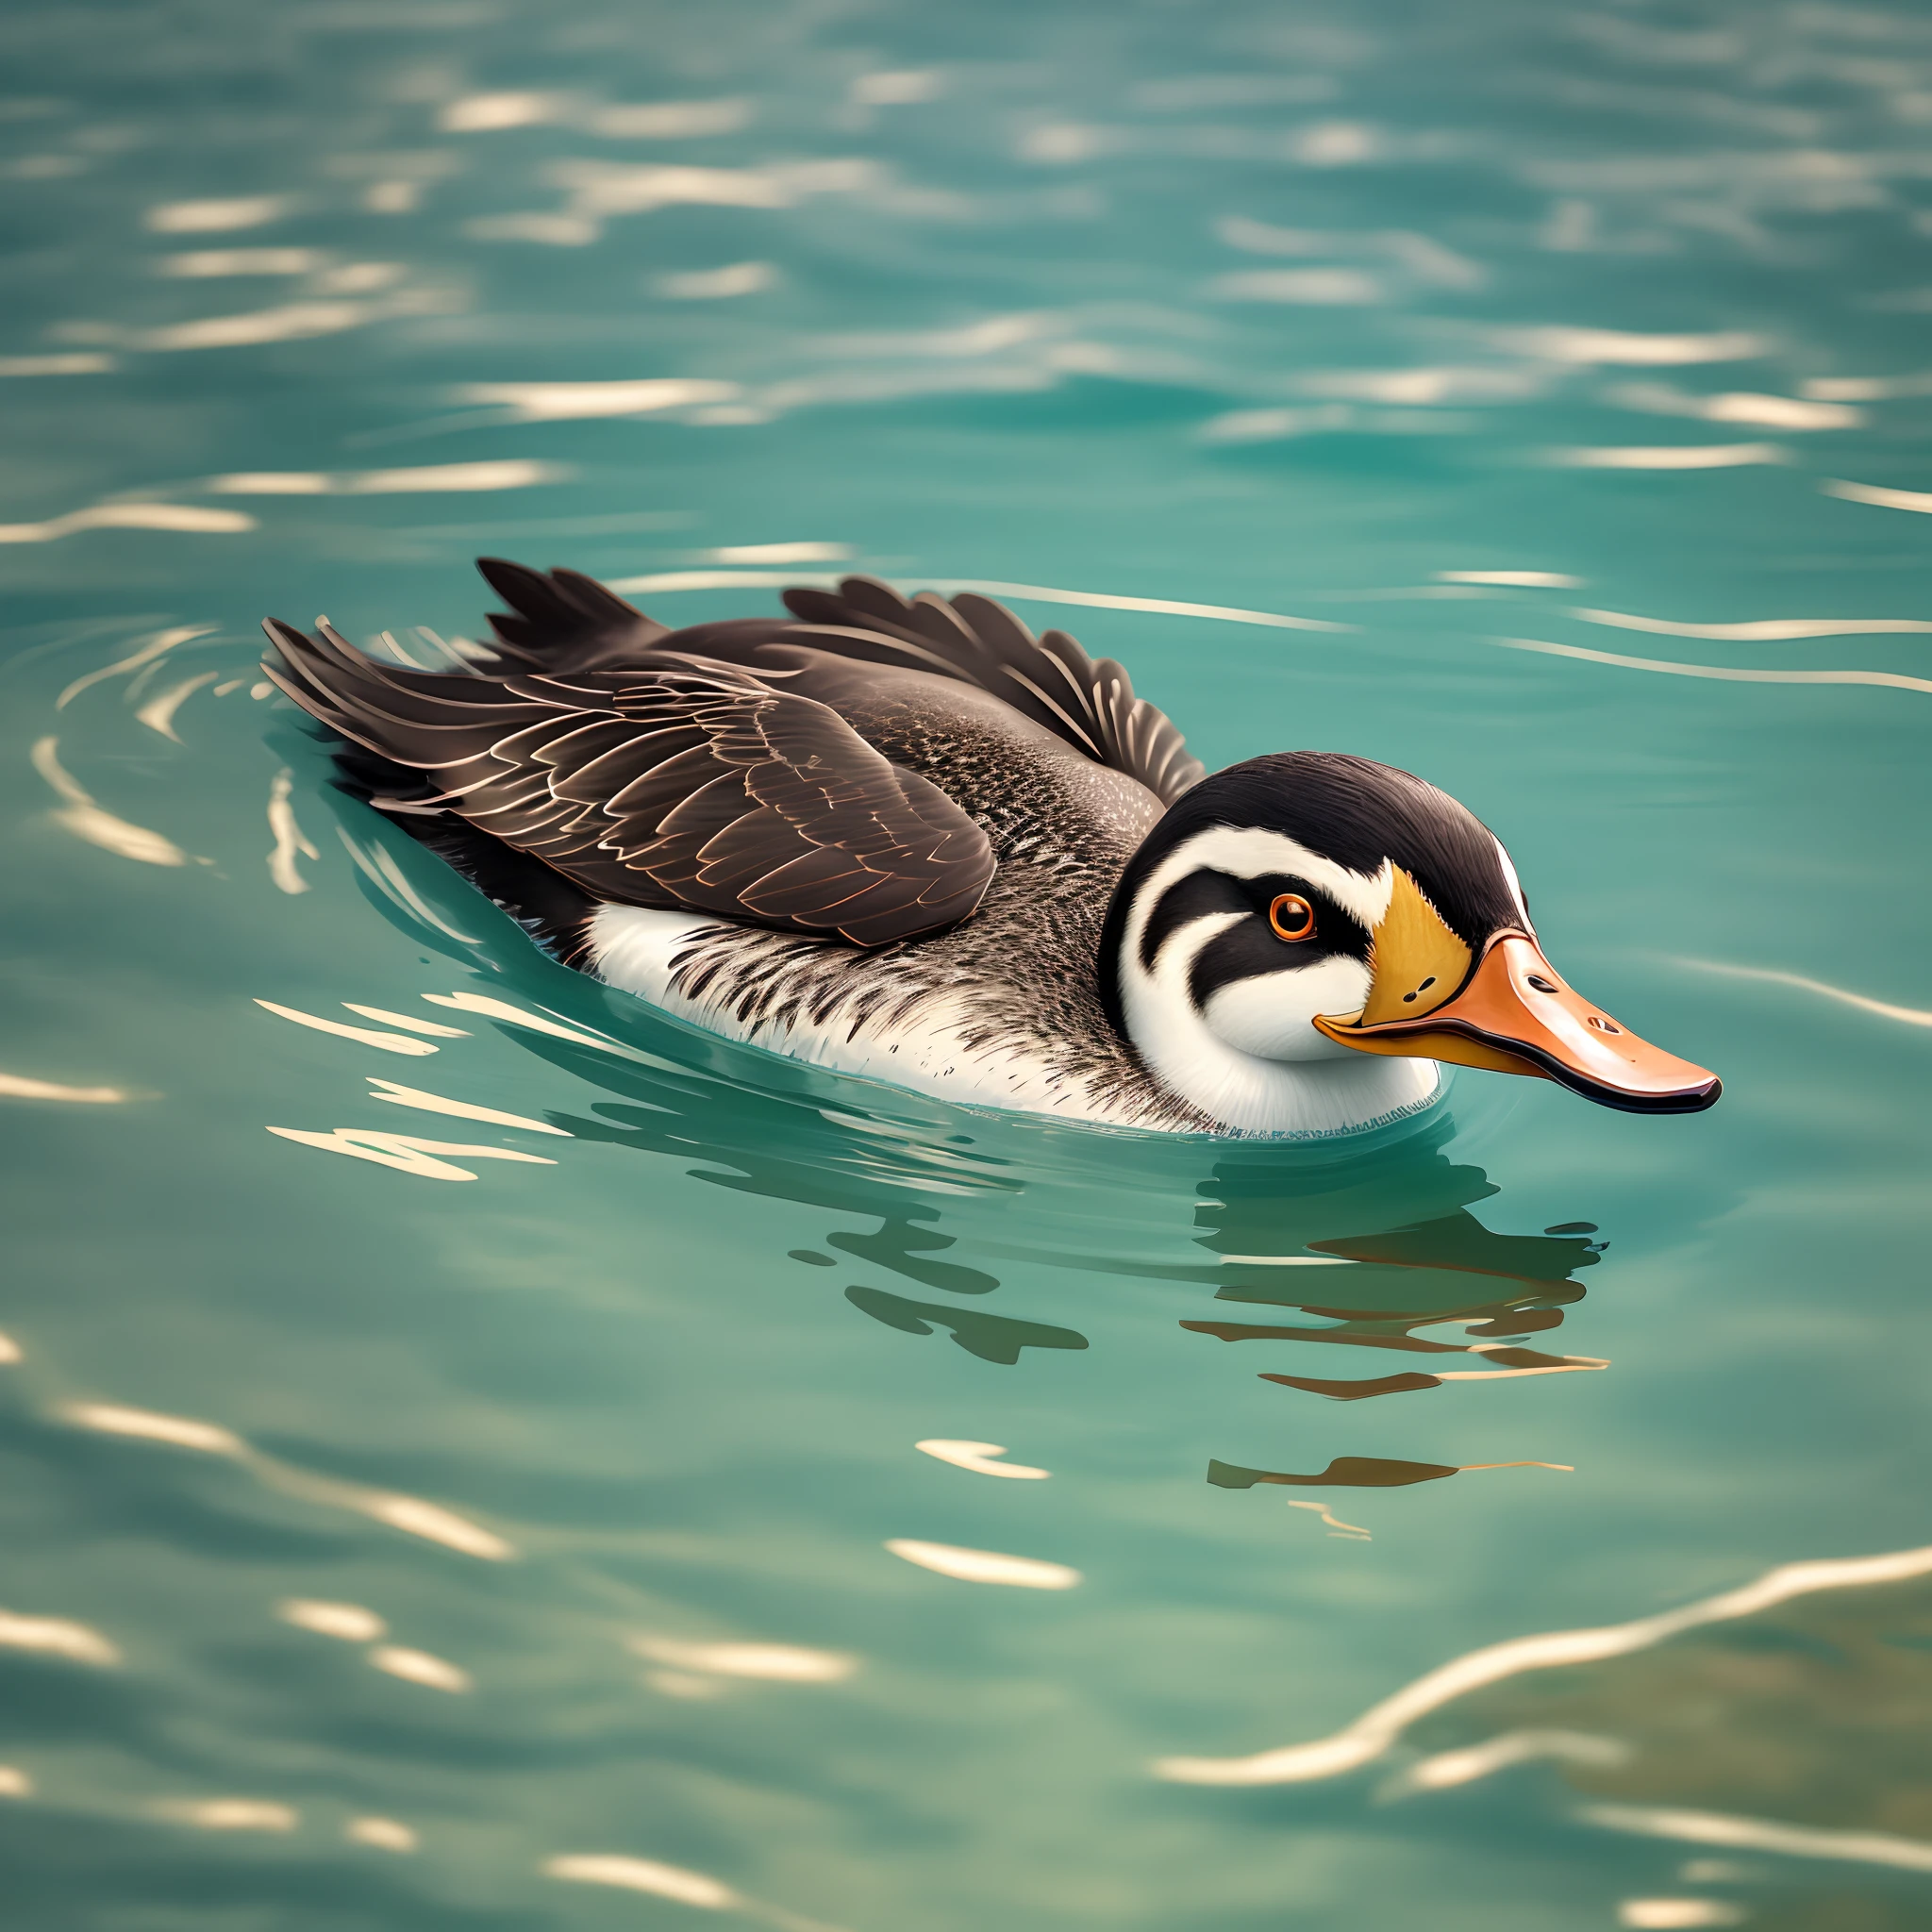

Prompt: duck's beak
[{"left": 1313, "top": 929, "right": 1721, "bottom": 1115}]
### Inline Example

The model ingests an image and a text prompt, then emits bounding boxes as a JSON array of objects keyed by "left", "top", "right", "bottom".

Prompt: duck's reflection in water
[
  {"left": 1185, "top": 1126, "right": 1605, "bottom": 1490},
  {"left": 507, "top": 1022, "right": 1108, "bottom": 1369}
]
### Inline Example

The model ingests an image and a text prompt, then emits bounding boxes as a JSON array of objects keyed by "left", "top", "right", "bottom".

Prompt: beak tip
[
  {"left": 1674, "top": 1072, "right": 1724, "bottom": 1113},
  {"left": 1556, "top": 1067, "right": 1721, "bottom": 1114}
]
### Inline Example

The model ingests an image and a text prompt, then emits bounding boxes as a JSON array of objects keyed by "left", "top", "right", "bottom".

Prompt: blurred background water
[{"left": 3, "top": 2, "right": 1932, "bottom": 1926}]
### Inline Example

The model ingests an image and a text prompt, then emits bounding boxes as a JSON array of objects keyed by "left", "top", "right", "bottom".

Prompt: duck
[{"left": 262, "top": 560, "right": 1720, "bottom": 1138}]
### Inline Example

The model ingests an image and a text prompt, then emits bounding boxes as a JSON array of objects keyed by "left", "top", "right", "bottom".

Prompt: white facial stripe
[
  {"left": 1493, "top": 837, "right": 1533, "bottom": 933},
  {"left": 1126, "top": 828, "right": 1394, "bottom": 968}
]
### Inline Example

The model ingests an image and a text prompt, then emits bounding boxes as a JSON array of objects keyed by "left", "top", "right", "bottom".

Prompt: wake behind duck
[{"left": 263, "top": 562, "right": 1718, "bottom": 1137}]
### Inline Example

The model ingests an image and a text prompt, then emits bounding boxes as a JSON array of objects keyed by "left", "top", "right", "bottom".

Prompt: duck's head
[{"left": 1097, "top": 752, "right": 1719, "bottom": 1136}]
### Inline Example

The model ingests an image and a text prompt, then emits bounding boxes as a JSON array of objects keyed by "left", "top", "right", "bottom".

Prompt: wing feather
[
  {"left": 471, "top": 559, "right": 1205, "bottom": 805},
  {"left": 261, "top": 615, "right": 994, "bottom": 947},
  {"left": 772, "top": 578, "right": 1204, "bottom": 803}
]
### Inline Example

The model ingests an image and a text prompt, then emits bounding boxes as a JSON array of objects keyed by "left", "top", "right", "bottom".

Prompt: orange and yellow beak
[{"left": 1311, "top": 873, "right": 1719, "bottom": 1114}]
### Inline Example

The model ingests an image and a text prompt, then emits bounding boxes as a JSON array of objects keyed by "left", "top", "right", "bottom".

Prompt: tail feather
[
  {"left": 268, "top": 635, "right": 598, "bottom": 966},
  {"left": 478, "top": 556, "right": 672, "bottom": 672}
]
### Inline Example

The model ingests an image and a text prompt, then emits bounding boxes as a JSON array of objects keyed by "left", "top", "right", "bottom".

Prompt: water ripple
[
  {"left": 1675, "top": 958, "right": 1932, "bottom": 1029},
  {"left": 1575, "top": 608, "right": 1932, "bottom": 641},
  {"left": 1155, "top": 1540, "right": 1932, "bottom": 1786},
  {"left": 1494, "top": 636, "right": 1932, "bottom": 694}
]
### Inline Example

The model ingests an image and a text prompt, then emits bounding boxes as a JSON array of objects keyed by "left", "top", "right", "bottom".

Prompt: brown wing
[
  {"left": 261, "top": 618, "right": 994, "bottom": 947},
  {"left": 469, "top": 560, "right": 1207, "bottom": 806}
]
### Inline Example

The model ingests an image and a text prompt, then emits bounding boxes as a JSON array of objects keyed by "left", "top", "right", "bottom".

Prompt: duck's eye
[{"left": 1268, "top": 892, "right": 1316, "bottom": 943}]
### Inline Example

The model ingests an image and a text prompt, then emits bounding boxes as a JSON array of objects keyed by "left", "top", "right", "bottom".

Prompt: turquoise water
[{"left": 4, "top": 3, "right": 1932, "bottom": 1925}]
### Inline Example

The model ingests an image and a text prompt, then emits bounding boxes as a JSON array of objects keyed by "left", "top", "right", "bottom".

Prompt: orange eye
[{"left": 1268, "top": 892, "right": 1316, "bottom": 942}]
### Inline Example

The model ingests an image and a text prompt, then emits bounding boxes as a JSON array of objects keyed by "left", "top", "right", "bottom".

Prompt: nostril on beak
[
  {"left": 1525, "top": 974, "right": 1557, "bottom": 993},
  {"left": 1586, "top": 1015, "right": 1623, "bottom": 1034}
]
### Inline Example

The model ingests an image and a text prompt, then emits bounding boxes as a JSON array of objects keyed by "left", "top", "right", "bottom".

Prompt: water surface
[{"left": 4, "top": 3, "right": 1932, "bottom": 1926}]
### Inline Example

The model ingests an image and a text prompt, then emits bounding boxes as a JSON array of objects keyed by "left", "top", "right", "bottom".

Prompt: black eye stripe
[
  {"left": 1189, "top": 914, "right": 1371, "bottom": 1008},
  {"left": 1140, "top": 870, "right": 1250, "bottom": 971},
  {"left": 1141, "top": 870, "right": 1371, "bottom": 979}
]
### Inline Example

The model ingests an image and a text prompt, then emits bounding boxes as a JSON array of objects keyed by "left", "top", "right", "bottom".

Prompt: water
[{"left": 3, "top": 2, "right": 1931, "bottom": 1925}]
